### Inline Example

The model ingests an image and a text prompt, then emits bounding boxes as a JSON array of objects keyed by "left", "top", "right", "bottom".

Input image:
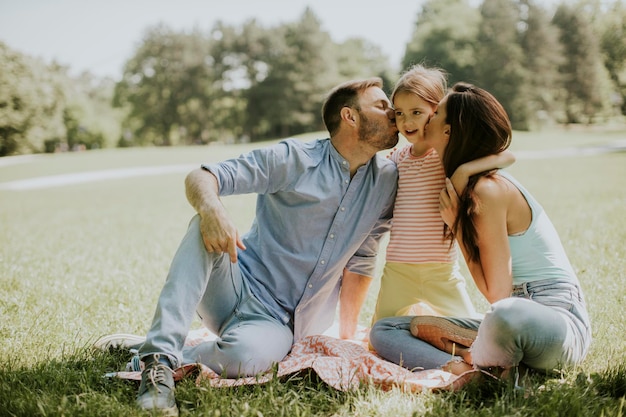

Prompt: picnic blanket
[{"left": 111, "top": 327, "right": 475, "bottom": 392}]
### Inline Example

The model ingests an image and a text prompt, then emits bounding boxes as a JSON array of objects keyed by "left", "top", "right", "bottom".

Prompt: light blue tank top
[{"left": 497, "top": 170, "right": 579, "bottom": 285}]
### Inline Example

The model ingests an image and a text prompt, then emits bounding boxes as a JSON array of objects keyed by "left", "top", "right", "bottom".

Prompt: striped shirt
[{"left": 386, "top": 145, "right": 457, "bottom": 263}]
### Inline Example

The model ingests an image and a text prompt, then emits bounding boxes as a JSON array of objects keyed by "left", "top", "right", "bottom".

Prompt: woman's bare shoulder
[{"left": 474, "top": 174, "right": 510, "bottom": 198}]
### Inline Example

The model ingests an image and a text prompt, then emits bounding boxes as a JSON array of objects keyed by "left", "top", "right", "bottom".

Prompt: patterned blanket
[{"left": 113, "top": 327, "right": 474, "bottom": 392}]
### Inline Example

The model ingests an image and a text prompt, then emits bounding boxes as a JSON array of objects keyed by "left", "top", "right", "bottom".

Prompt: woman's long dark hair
[{"left": 442, "top": 83, "right": 512, "bottom": 262}]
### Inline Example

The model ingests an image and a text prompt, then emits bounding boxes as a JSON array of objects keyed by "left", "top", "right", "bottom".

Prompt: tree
[
  {"left": 598, "top": 0, "right": 626, "bottom": 115},
  {"left": 0, "top": 43, "right": 67, "bottom": 155},
  {"left": 552, "top": 3, "right": 605, "bottom": 124},
  {"left": 518, "top": 0, "right": 565, "bottom": 128},
  {"left": 0, "top": 43, "right": 36, "bottom": 156},
  {"left": 402, "top": 0, "right": 481, "bottom": 84},
  {"left": 244, "top": 8, "right": 338, "bottom": 140},
  {"left": 114, "top": 24, "right": 216, "bottom": 146},
  {"left": 474, "top": 0, "right": 530, "bottom": 130},
  {"left": 334, "top": 38, "right": 395, "bottom": 91}
]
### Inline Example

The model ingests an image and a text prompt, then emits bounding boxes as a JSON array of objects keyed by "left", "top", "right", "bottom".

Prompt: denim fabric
[
  {"left": 370, "top": 278, "right": 591, "bottom": 372},
  {"left": 369, "top": 315, "right": 466, "bottom": 371},
  {"left": 139, "top": 215, "right": 293, "bottom": 376},
  {"left": 471, "top": 278, "right": 591, "bottom": 370}
]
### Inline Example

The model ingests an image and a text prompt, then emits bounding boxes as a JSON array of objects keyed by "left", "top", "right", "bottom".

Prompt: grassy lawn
[{"left": 0, "top": 127, "right": 625, "bottom": 416}]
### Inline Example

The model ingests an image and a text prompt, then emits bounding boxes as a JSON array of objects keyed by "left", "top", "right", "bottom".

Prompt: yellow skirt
[{"left": 371, "top": 262, "right": 483, "bottom": 325}]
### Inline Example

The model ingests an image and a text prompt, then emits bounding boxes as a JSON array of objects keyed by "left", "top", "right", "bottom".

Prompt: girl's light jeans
[
  {"left": 370, "top": 278, "right": 591, "bottom": 372},
  {"left": 138, "top": 215, "right": 294, "bottom": 377}
]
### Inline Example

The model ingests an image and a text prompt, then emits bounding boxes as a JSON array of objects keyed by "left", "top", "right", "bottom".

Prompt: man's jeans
[
  {"left": 370, "top": 278, "right": 591, "bottom": 372},
  {"left": 138, "top": 215, "right": 294, "bottom": 377}
]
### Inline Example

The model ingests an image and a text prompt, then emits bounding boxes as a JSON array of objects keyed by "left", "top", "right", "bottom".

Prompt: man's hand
[
  {"left": 185, "top": 168, "right": 246, "bottom": 263},
  {"left": 198, "top": 209, "right": 246, "bottom": 263},
  {"left": 439, "top": 178, "right": 460, "bottom": 228}
]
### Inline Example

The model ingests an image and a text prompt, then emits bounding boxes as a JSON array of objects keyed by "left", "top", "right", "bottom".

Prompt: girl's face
[
  {"left": 393, "top": 91, "right": 436, "bottom": 149},
  {"left": 424, "top": 95, "right": 450, "bottom": 157}
]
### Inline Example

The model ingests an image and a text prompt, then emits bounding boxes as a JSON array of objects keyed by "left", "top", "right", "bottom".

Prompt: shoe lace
[
  {"left": 147, "top": 365, "right": 170, "bottom": 394},
  {"left": 146, "top": 355, "right": 172, "bottom": 394}
]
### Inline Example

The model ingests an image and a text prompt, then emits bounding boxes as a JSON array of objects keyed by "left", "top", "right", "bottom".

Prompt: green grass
[{"left": 1, "top": 127, "right": 625, "bottom": 416}]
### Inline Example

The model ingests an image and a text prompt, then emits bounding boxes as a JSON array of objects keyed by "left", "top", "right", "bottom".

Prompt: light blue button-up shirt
[{"left": 202, "top": 138, "right": 397, "bottom": 340}]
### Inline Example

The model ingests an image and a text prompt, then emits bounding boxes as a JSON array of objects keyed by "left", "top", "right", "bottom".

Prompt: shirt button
[
  {"left": 308, "top": 284, "right": 313, "bottom": 288},
  {"left": 330, "top": 234, "right": 335, "bottom": 239},
  {"left": 320, "top": 260, "right": 326, "bottom": 265},
  {"left": 342, "top": 161, "right": 347, "bottom": 165},
  {"left": 340, "top": 207, "right": 345, "bottom": 211},
  {"left": 344, "top": 179, "right": 349, "bottom": 184}
]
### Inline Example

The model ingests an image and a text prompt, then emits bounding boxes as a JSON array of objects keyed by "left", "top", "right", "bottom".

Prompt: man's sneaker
[
  {"left": 136, "top": 354, "right": 178, "bottom": 416},
  {"left": 410, "top": 316, "right": 478, "bottom": 354},
  {"left": 93, "top": 333, "right": 146, "bottom": 351}
]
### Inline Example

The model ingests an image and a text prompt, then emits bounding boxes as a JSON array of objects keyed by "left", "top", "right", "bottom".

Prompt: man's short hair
[{"left": 322, "top": 77, "right": 383, "bottom": 136}]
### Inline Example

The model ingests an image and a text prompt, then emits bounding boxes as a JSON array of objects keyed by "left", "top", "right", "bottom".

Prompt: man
[{"left": 136, "top": 78, "right": 399, "bottom": 415}]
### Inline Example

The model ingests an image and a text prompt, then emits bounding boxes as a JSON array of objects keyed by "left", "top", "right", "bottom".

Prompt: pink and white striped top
[{"left": 386, "top": 145, "right": 457, "bottom": 264}]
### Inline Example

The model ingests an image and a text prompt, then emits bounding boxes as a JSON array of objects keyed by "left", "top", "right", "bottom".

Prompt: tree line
[{"left": 1, "top": 0, "right": 625, "bottom": 156}]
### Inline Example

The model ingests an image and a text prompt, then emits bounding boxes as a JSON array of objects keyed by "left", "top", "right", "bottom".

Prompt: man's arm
[
  {"left": 185, "top": 168, "right": 245, "bottom": 263},
  {"left": 338, "top": 269, "right": 373, "bottom": 339}
]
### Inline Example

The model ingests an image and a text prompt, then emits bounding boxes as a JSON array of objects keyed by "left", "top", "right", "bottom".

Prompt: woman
[{"left": 369, "top": 83, "right": 591, "bottom": 378}]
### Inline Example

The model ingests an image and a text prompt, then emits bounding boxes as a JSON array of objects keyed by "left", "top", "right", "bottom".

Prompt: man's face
[{"left": 356, "top": 87, "right": 399, "bottom": 151}]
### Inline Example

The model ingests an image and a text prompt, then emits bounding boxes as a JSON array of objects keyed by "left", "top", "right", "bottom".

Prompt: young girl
[
  {"left": 371, "top": 65, "right": 514, "bottom": 323},
  {"left": 370, "top": 83, "right": 591, "bottom": 378}
]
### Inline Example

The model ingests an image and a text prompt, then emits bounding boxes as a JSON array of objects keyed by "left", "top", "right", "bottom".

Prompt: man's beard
[{"left": 357, "top": 112, "right": 398, "bottom": 151}]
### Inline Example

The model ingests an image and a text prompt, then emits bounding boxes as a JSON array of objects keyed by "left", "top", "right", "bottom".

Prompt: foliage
[
  {"left": 402, "top": 0, "right": 625, "bottom": 131},
  {"left": 402, "top": 0, "right": 481, "bottom": 85},
  {"left": 475, "top": 0, "right": 529, "bottom": 130},
  {"left": 597, "top": 1, "right": 626, "bottom": 114},
  {"left": 243, "top": 9, "right": 335, "bottom": 140},
  {"left": 518, "top": 1, "right": 565, "bottom": 130},
  {"left": 115, "top": 8, "right": 395, "bottom": 145},
  {"left": 552, "top": 2, "right": 607, "bottom": 124},
  {"left": 0, "top": 42, "right": 122, "bottom": 156},
  {"left": 0, "top": 43, "right": 65, "bottom": 155},
  {"left": 113, "top": 24, "right": 216, "bottom": 146},
  {"left": 3, "top": 1, "right": 626, "bottom": 155}
]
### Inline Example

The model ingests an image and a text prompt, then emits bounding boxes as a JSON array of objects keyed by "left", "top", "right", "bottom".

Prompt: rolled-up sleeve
[{"left": 201, "top": 142, "right": 290, "bottom": 196}]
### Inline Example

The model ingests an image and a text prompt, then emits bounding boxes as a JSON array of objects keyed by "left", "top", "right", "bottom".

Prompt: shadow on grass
[
  {"left": 1, "top": 347, "right": 624, "bottom": 417},
  {"left": 0, "top": 347, "right": 351, "bottom": 416},
  {"left": 425, "top": 364, "right": 626, "bottom": 417}
]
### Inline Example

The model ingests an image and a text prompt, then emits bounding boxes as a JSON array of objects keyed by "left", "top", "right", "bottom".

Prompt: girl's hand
[
  {"left": 439, "top": 178, "right": 460, "bottom": 228},
  {"left": 449, "top": 166, "right": 469, "bottom": 196}
]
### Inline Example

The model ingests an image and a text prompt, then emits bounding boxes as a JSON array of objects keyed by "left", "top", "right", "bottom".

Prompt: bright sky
[{"left": 0, "top": 0, "right": 426, "bottom": 80}]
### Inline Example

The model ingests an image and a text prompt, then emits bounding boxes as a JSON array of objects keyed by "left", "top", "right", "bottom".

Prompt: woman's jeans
[
  {"left": 370, "top": 278, "right": 591, "bottom": 372},
  {"left": 138, "top": 215, "right": 294, "bottom": 377}
]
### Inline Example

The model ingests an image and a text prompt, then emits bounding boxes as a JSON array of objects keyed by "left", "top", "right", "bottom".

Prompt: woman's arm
[
  {"left": 449, "top": 150, "right": 515, "bottom": 195},
  {"left": 440, "top": 178, "right": 512, "bottom": 304},
  {"left": 470, "top": 178, "right": 513, "bottom": 303}
]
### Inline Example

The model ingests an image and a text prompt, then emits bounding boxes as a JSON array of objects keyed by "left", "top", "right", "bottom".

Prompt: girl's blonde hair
[{"left": 391, "top": 64, "right": 448, "bottom": 107}]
